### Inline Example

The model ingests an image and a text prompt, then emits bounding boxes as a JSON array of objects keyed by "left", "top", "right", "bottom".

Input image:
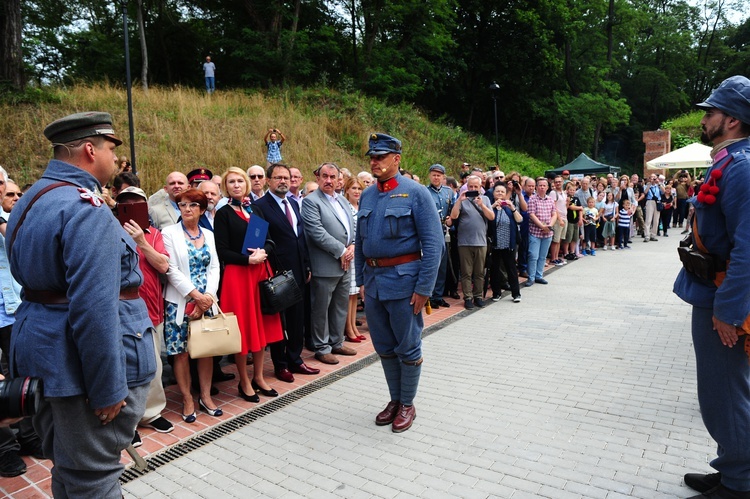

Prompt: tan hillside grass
[{"left": 0, "top": 84, "right": 551, "bottom": 195}]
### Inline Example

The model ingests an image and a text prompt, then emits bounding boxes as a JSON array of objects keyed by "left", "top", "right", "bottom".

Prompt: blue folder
[{"left": 241, "top": 215, "right": 269, "bottom": 255}]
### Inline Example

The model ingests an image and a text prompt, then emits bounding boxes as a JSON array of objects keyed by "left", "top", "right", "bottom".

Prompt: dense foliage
[{"left": 11, "top": 0, "right": 750, "bottom": 170}]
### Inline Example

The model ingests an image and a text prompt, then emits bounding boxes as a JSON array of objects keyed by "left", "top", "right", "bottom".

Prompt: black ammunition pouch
[{"left": 677, "top": 243, "right": 727, "bottom": 282}]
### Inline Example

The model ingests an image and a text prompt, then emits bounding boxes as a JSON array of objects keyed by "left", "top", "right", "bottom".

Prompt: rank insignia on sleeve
[{"left": 78, "top": 187, "right": 104, "bottom": 207}]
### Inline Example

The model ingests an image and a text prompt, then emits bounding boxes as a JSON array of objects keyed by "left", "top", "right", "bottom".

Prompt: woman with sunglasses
[{"left": 162, "top": 188, "right": 222, "bottom": 422}]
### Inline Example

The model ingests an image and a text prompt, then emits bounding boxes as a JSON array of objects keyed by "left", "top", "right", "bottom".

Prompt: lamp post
[
  {"left": 488, "top": 82, "right": 500, "bottom": 166},
  {"left": 120, "top": 0, "right": 137, "bottom": 174}
]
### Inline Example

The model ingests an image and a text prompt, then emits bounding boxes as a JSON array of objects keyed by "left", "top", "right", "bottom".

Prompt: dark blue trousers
[{"left": 692, "top": 306, "right": 750, "bottom": 491}]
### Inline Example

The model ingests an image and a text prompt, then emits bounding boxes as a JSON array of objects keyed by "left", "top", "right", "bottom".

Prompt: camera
[
  {"left": 466, "top": 191, "right": 479, "bottom": 198},
  {"left": 0, "top": 377, "right": 43, "bottom": 419}
]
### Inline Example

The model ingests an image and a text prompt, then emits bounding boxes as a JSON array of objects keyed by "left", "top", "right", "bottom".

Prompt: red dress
[{"left": 217, "top": 207, "right": 283, "bottom": 354}]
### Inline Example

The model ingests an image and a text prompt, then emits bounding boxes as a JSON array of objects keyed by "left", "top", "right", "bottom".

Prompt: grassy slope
[{"left": 0, "top": 84, "right": 553, "bottom": 194}]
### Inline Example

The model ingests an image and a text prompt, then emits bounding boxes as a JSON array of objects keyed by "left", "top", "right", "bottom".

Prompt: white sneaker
[
  {"left": 608, "top": 245, "right": 614, "bottom": 250},
  {"left": 602, "top": 246, "right": 607, "bottom": 251}
]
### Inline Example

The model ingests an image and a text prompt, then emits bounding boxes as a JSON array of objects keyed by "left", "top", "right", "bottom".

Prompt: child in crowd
[
  {"left": 563, "top": 182, "right": 582, "bottom": 260},
  {"left": 582, "top": 197, "right": 599, "bottom": 255},
  {"left": 600, "top": 191, "right": 617, "bottom": 250},
  {"left": 264, "top": 128, "right": 286, "bottom": 166},
  {"left": 616, "top": 199, "right": 632, "bottom": 249}
]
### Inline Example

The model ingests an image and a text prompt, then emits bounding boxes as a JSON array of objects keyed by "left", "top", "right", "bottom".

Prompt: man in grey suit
[
  {"left": 301, "top": 162, "right": 357, "bottom": 364},
  {"left": 148, "top": 171, "right": 188, "bottom": 230}
]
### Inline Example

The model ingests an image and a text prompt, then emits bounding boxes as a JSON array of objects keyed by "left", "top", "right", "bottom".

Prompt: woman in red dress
[{"left": 214, "top": 167, "right": 284, "bottom": 403}]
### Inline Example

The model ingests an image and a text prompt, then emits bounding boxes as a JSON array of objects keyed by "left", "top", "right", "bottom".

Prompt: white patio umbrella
[{"left": 646, "top": 142, "right": 713, "bottom": 176}]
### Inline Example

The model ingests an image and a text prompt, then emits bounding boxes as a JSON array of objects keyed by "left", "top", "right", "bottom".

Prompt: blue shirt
[
  {"left": 646, "top": 184, "right": 662, "bottom": 201},
  {"left": 0, "top": 233, "right": 21, "bottom": 328},
  {"left": 427, "top": 184, "right": 453, "bottom": 222},
  {"left": 266, "top": 140, "right": 282, "bottom": 163}
]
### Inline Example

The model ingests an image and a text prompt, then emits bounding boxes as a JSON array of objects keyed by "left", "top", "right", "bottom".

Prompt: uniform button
[{"left": 136, "top": 333, "right": 142, "bottom": 337}]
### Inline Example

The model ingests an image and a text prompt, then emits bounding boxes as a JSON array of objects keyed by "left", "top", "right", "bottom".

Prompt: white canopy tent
[{"left": 646, "top": 143, "right": 713, "bottom": 177}]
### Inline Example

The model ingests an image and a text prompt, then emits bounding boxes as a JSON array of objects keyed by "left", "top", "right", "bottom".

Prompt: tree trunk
[
  {"left": 593, "top": 122, "right": 602, "bottom": 160},
  {"left": 155, "top": 0, "right": 173, "bottom": 83},
  {"left": 137, "top": 0, "right": 149, "bottom": 92},
  {"left": 0, "top": 0, "right": 24, "bottom": 90},
  {"left": 362, "top": 0, "right": 384, "bottom": 64},
  {"left": 350, "top": 0, "right": 358, "bottom": 77}
]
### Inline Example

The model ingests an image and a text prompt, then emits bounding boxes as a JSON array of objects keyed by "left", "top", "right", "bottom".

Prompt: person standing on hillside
[
  {"left": 264, "top": 128, "right": 286, "bottom": 166},
  {"left": 203, "top": 56, "right": 216, "bottom": 93},
  {"left": 355, "top": 133, "right": 443, "bottom": 433},
  {"left": 674, "top": 75, "right": 750, "bottom": 499}
]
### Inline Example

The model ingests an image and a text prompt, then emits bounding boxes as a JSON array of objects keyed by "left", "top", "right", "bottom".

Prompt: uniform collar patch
[{"left": 377, "top": 177, "right": 399, "bottom": 193}]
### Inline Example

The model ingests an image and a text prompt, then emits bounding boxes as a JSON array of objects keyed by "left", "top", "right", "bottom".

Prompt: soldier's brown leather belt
[
  {"left": 365, "top": 252, "right": 421, "bottom": 268},
  {"left": 24, "top": 287, "right": 140, "bottom": 304}
]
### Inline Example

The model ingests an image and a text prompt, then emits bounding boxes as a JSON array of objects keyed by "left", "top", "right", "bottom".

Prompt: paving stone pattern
[{"left": 119, "top": 237, "right": 713, "bottom": 498}]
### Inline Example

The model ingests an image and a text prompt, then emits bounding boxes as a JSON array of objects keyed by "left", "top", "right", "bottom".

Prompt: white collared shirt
[
  {"left": 323, "top": 191, "right": 351, "bottom": 248},
  {"left": 269, "top": 191, "right": 298, "bottom": 235}
]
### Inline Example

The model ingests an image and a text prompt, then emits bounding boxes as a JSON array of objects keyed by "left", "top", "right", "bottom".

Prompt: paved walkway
[
  {"left": 3, "top": 234, "right": 714, "bottom": 498},
  {"left": 119, "top": 235, "right": 712, "bottom": 499}
]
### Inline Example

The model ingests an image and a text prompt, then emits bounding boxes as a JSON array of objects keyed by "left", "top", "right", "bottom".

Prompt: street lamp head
[{"left": 489, "top": 82, "right": 500, "bottom": 93}]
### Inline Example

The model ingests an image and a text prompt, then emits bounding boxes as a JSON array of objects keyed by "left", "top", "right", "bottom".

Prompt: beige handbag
[{"left": 187, "top": 305, "right": 242, "bottom": 359}]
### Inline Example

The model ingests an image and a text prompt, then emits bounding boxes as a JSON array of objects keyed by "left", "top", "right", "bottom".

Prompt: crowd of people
[
  {"left": 2, "top": 74, "right": 747, "bottom": 498},
  {"left": 420, "top": 161, "right": 700, "bottom": 309},
  {"left": 0, "top": 126, "right": 704, "bottom": 480}
]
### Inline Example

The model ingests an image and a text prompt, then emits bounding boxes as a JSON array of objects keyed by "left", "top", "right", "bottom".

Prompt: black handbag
[{"left": 258, "top": 259, "right": 302, "bottom": 315}]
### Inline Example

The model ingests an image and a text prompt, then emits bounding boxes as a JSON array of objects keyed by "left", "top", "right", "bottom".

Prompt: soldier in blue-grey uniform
[
  {"left": 426, "top": 163, "right": 452, "bottom": 309},
  {"left": 7, "top": 112, "right": 156, "bottom": 498},
  {"left": 673, "top": 76, "right": 750, "bottom": 499},
  {"left": 355, "top": 133, "right": 443, "bottom": 433}
]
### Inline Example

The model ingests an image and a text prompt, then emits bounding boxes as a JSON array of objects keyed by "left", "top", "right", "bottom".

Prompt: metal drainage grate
[{"left": 120, "top": 317, "right": 452, "bottom": 484}]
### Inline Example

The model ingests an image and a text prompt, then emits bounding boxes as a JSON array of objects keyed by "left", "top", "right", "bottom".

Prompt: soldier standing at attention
[
  {"left": 674, "top": 76, "right": 750, "bottom": 499},
  {"left": 355, "top": 133, "right": 443, "bottom": 433},
  {"left": 7, "top": 112, "right": 156, "bottom": 498}
]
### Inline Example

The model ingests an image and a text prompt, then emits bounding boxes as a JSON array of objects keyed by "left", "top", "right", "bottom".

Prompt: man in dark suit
[
  {"left": 301, "top": 163, "right": 357, "bottom": 365},
  {"left": 254, "top": 164, "right": 320, "bottom": 382}
]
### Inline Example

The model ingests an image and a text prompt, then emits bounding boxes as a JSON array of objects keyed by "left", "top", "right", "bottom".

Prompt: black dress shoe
[
  {"left": 212, "top": 370, "right": 235, "bottom": 382},
  {"left": 18, "top": 437, "right": 45, "bottom": 459},
  {"left": 251, "top": 379, "right": 278, "bottom": 397},
  {"left": 448, "top": 291, "right": 460, "bottom": 300},
  {"left": 429, "top": 300, "right": 441, "bottom": 309},
  {"left": 687, "top": 484, "right": 750, "bottom": 499},
  {"left": 238, "top": 383, "right": 260, "bottom": 403},
  {"left": 0, "top": 451, "right": 26, "bottom": 477},
  {"left": 685, "top": 472, "right": 722, "bottom": 493},
  {"left": 436, "top": 299, "right": 450, "bottom": 308}
]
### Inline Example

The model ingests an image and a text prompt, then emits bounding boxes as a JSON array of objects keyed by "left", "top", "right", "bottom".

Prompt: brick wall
[{"left": 642, "top": 130, "right": 670, "bottom": 177}]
